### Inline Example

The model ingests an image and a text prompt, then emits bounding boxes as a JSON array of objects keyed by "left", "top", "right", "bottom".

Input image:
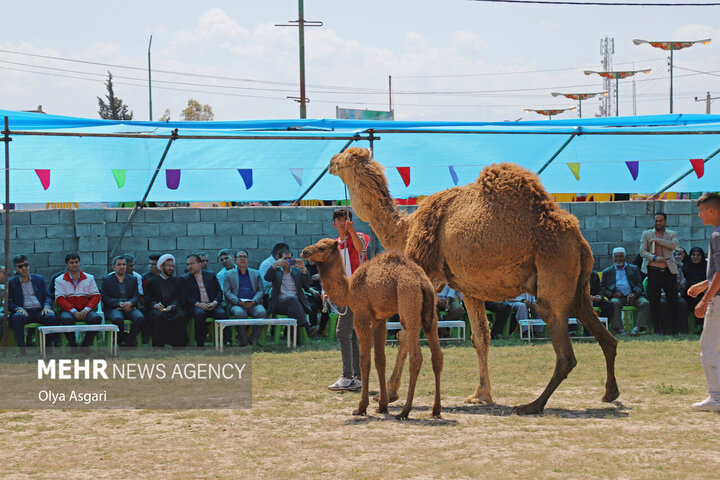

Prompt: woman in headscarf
[
  {"left": 674, "top": 247, "right": 688, "bottom": 268},
  {"left": 683, "top": 247, "right": 708, "bottom": 329}
]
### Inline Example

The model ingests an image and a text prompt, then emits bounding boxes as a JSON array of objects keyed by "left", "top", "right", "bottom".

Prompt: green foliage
[
  {"left": 654, "top": 383, "right": 691, "bottom": 395},
  {"left": 181, "top": 99, "right": 214, "bottom": 121},
  {"left": 97, "top": 72, "right": 133, "bottom": 120}
]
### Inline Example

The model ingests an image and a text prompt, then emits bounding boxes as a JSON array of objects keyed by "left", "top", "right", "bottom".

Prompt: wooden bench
[
  {"left": 518, "top": 317, "right": 609, "bottom": 342},
  {"left": 214, "top": 318, "right": 298, "bottom": 351},
  {"left": 37, "top": 324, "right": 120, "bottom": 357},
  {"left": 385, "top": 320, "right": 466, "bottom": 343}
]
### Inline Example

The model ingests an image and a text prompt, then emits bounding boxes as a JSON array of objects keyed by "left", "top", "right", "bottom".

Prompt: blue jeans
[
  {"left": 230, "top": 304, "right": 267, "bottom": 346},
  {"left": 59, "top": 310, "right": 102, "bottom": 347},
  {"left": 9, "top": 308, "right": 58, "bottom": 347}
]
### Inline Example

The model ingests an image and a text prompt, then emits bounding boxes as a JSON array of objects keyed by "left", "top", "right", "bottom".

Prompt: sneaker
[
  {"left": 328, "top": 376, "right": 354, "bottom": 391},
  {"left": 692, "top": 396, "right": 720, "bottom": 412},
  {"left": 630, "top": 326, "right": 645, "bottom": 336},
  {"left": 348, "top": 377, "right": 362, "bottom": 391}
]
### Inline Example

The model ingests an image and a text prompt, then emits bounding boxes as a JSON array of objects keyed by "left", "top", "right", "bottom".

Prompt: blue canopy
[{"left": 1, "top": 109, "right": 718, "bottom": 202}]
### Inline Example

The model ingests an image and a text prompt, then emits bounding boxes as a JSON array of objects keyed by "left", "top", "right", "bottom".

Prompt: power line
[{"left": 472, "top": 0, "right": 720, "bottom": 6}]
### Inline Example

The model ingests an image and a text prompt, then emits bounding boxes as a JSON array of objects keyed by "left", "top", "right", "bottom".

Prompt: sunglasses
[{"left": 15, "top": 263, "right": 29, "bottom": 268}]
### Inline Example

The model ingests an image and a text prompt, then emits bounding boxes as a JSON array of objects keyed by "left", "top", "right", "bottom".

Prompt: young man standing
[
  {"left": 688, "top": 193, "right": 720, "bottom": 412},
  {"left": 327, "top": 208, "right": 369, "bottom": 392}
]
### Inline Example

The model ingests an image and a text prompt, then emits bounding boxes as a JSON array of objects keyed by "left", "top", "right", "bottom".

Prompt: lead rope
[{"left": 333, "top": 182, "right": 351, "bottom": 317}]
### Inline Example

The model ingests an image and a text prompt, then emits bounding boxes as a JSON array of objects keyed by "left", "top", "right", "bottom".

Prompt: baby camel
[{"left": 302, "top": 238, "right": 443, "bottom": 419}]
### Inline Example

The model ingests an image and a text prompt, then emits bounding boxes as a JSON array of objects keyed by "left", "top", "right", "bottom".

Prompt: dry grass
[{"left": 2, "top": 336, "right": 720, "bottom": 479}]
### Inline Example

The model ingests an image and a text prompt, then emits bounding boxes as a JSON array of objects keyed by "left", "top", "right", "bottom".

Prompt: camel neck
[
  {"left": 345, "top": 181, "right": 408, "bottom": 251},
  {"left": 316, "top": 255, "right": 350, "bottom": 307}
]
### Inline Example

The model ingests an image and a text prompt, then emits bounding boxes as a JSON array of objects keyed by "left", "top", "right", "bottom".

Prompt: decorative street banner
[{"left": 336, "top": 107, "right": 394, "bottom": 120}]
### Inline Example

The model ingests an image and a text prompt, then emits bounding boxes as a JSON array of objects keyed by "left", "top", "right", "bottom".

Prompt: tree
[
  {"left": 159, "top": 108, "right": 171, "bottom": 122},
  {"left": 97, "top": 72, "right": 133, "bottom": 120},
  {"left": 182, "top": 99, "right": 214, "bottom": 121}
]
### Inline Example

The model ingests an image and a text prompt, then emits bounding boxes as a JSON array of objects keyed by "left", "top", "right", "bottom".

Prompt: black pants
[
  {"left": 191, "top": 306, "right": 228, "bottom": 347},
  {"left": 59, "top": 310, "right": 102, "bottom": 347},
  {"left": 646, "top": 267, "right": 679, "bottom": 334},
  {"left": 593, "top": 299, "right": 615, "bottom": 327},
  {"left": 486, "top": 301, "right": 512, "bottom": 338},
  {"left": 147, "top": 309, "right": 188, "bottom": 347}
]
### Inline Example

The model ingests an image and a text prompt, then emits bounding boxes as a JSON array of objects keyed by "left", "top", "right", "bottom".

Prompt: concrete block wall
[{"left": 0, "top": 201, "right": 712, "bottom": 284}]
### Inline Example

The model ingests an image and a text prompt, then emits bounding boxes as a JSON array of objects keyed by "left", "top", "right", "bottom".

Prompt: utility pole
[
  {"left": 276, "top": 0, "right": 322, "bottom": 119},
  {"left": 388, "top": 75, "right": 393, "bottom": 113},
  {"left": 599, "top": 36, "right": 615, "bottom": 117},
  {"left": 695, "top": 92, "right": 720, "bottom": 114},
  {"left": 148, "top": 35, "right": 153, "bottom": 121}
]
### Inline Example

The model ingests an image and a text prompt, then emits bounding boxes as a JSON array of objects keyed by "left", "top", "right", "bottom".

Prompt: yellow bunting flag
[{"left": 567, "top": 162, "right": 581, "bottom": 181}]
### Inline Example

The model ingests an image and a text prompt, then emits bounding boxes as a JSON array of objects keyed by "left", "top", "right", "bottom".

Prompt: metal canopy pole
[
  {"left": 537, "top": 129, "right": 581, "bottom": 174},
  {"left": 651, "top": 144, "right": 720, "bottom": 198},
  {"left": 291, "top": 135, "right": 361, "bottom": 206},
  {"left": 107, "top": 129, "right": 178, "bottom": 263},
  {"left": 2, "top": 117, "right": 11, "bottom": 353}
]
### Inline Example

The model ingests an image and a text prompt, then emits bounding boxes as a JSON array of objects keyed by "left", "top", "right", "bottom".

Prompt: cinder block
[
  {"left": 269, "top": 222, "right": 295, "bottom": 235},
  {"left": 590, "top": 243, "right": 609, "bottom": 257},
  {"left": 622, "top": 229, "right": 640, "bottom": 242},
  {"left": 49, "top": 251, "right": 69, "bottom": 268},
  {"left": 691, "top": 226, "right": 709, "bottom": 241},
  {"left": 597, "top": 229, "right": 622, "bottom": 243},
  {"left": 243, "top": 222, "right": 270, "bottom": 236},
  {"left": 297, "top": 222, "right": 324, "bottom": 236},
  {"left": 204, "top": 235, "right": 231, "bottom": 250},
  {"left": 200, "top": 209, "right": 228, "bottom": 222},
  {"left": 306, "top": 207, "right": 334, "bottom": 222},
  {"left": 105, "top": 223, "right": 123, "bottom": 237},
  {"left": 173, "top": 208, "right": 201, "bottom": 223},
  {"left": 9, "top": 211, "right": 31, "bottom": 225},
  {"left": 27, "top": 253, "right": 49, "bottom": 269},
  {"left": 258, "top": 236, "right": 279, "bottom": 251},
  {"left": 132, "top": 223, "right": 161, "bottom": 237},
  {"left": 119, "top": 237, "right": 148, "bottom": 252},
  {"left": 580, "top": 230, "right": 597, "bottom": 242},
  {"left": 595, "top": 202, "right": 624, "bottom": 216},
  {"left": 149, "top": 237, "right": 177, "bottom": 251},
  {"left": 677, "top": 215, "right": 693, "bottom": 227},
  {"left": 231, "top": 236, "right": 258, "bottom": 250},
  {"left": 621, "top": 201, "right": 649, "bottom": 216},
  {"left": 246, "top": 250, "right": 266, "bottom": 268},
  {"left": 287, "top": 236, "right": 313, "bottom": 252},
  {"left": 675, "top": 227, "right": 691, "bottom": 241},
  {"left": 17, "top": 225, "right": 46, "bottom": 240},
  {"left": 144, "top": 208, "right": 174, "bottom": 223},
  {"left": 9, "top": 239, "right": 35, "bottom": 254},
  {"left": 46, "top": 224, "right": 76, "bottom": 239},
  {"left": 34, "top": 238, "right": 62, "bottom": 253},
  {"left": 610, "top": 216, "right": 635, "bottom": 228},
  {"left": 104, "top": 210, "right": 117, "bottom": 223},
  {"left": 584, "top": 216, "right": 610, "bottom": 229},
  {"left": 159, "top": 222, "right": 187, "bottom": 237},
  {"left": 664, "top": 200, "right": 692, "bottom": 215},
  {"left": 93, "top": 252, "right": 110, "bottom": 267},
  {"left": 227, "top": 208, "right": 255, "bottom": 222},
  {"left": 58, "top": 209, "right": 75, "bottom": 225},
  {"left": 177, "top": 236, "right": 205, "bottom": 250},
  {"left": 215, "top": 223, "right": 245, "bottom": 235},
  {"left": 30, "top": 210, "right": 60, "bottom": 225},
  {"left": 253, "top": 208, "right": 281, "bottom": 222},
  {"left": 8, "top": 226, "right": 17, "bottom": 240},
  {"left": 187, "top": 223, "right": 215, "bottom": 236},
  {"left": 63, "top": 239, "right": 79, "bottom": 251},
  {"left": 74, "top": 209, "right": 105, "bottom": 224},
  {"left": 79, "top": 237, "right": 107, "bottom": 252},
  {"left": 115, "top": 209, "right": 137, "bottom": 223},
  {"left": 569, "top": 203, "right": 596, "bottom": 217},
  {"left": 323, "top": 222, "right": 340, "bottom": 235},
  {"left": 280, "top": 208, "right": 308, "bottom": 222}
]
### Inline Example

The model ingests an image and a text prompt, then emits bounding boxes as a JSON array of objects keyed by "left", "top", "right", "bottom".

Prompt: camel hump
[{"left": 476, "top": 162, "right": 557, "bottom": 215}]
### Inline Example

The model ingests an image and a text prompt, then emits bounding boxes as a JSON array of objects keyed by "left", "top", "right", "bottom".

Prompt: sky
[{"left": 1, "top": 0, "right": 719, "bottom": 122}]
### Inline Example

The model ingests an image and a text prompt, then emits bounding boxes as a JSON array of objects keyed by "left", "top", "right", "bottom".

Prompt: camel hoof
[
  {"left": 352, "top": 408, "right": 366, "bottom": 416},
  {"left": 376, "top": 406, "right": 388, "bottom": 414},
  {"left": 374, "top": 390, "right": 400, "bottom": 403},
  {"left": 395, "top": 413, "right": 409, "bottom": 420},
  {"left": 465, "top": 393, "right": 493, "bottom": 404},
  {"left": 513, "top": 403, "right": 544, "bottom": 415},
  {"left": 602, "top": 389, "right": 620, "bottom": 403}
]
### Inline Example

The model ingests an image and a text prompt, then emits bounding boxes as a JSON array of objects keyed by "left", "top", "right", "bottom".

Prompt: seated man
[
  {"left": 437, "top": 283, "right": 464, "bottom": 337},
  {"left": 144, "top": 254, "right": 187, "bottom": 347},
  {"left": 123, "top": 253, "right": 144, "bottom": 296},
  {"left": 264, "top": 250, "right": 317, "bottom": 335},
  {"left": 508, "top": 293, "right": 543, "bottom": 336},
  {"left": 224, "top": 250, "right": 266, "bottom": 346},
  {"left": 486, "top": 301, "right": 512, "bottom": 339},
  {"left": 600, "top": 247, "right": 650, "bottom": 335},
  {"left": 590, "top": 271, "right": 614, "bottom": 327},
  {"left": 55, "top": 252, "right": 102, "bottom": 348},
  {"left": 181, "top": 254, "right": 228, "bottom": 347},
  {"left": 8, "top": 254, "right": 58, "bottom": 352},
  {"left": 142, "top": 253, "right": 161, "bottom": 294},
  {"left": 102, "top": 255, "right": 148, "bottom": 346},
  {"left": 215, "top": 248, "right": 237, "bottom": 293},
  {"left": 259, "top": 242, "right": 290, "bottom": 303}
]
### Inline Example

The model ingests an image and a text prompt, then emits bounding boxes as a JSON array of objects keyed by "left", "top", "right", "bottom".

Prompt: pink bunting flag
[
  {"left": 166, "top": 169, "right": 181, "bottom": 190},
  {"left": 35, "top": 169, "right": 50, "bottom": 190},
  {"left": 690, "top": 159, "right": 704, "bottom": 179},
  {"left": 625, "top": 161, "right": 639, "bottom": 181},
  {"left": 396, "top": 167, "right": 410, "bottom": 187}
]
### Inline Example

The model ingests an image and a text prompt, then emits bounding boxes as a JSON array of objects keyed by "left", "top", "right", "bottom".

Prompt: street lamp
[
  {"left": 584, "top": 69, "right": 651, "bottom": 116},
  {"left": 524, "top": 106, "right": 577, "bottom": 120},
  {"left": 551, "top": 91, "right": 608, "bottom": 118},
  {"left": 633, "top": 38, "right": 711, "bottom": 114}
]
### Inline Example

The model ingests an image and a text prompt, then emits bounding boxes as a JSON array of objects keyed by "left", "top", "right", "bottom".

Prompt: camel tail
[{"left": 420, "top": 280, "right": 438, "bottom": 335}]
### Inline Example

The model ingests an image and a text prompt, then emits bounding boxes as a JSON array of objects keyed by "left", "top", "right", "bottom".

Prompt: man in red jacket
[{"left": 54, "top": 252, "right": 102, "bottom": 348}]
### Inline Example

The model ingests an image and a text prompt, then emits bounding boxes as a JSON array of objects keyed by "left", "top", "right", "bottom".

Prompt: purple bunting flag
[
  {"left": 625, "top": 161, "right": 639, "bottom": 181},
  {"left": 166, "top": 169, "right": 181, "bottom": 190}
]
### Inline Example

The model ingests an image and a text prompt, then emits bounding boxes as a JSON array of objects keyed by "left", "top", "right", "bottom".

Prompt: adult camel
[{"left": 328, "top": 147, "right": 619, "bottom": 414}]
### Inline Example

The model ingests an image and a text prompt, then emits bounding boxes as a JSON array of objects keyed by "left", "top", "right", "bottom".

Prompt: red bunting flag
[
  {"left": 35, "top": 169, "right": 50, "bottom": 190},
  {"left": 396, "top": 167, "right": 410, "bottom": 187},
  {"left": 690, "top": 159, "right": 704, "bottom": 179}
]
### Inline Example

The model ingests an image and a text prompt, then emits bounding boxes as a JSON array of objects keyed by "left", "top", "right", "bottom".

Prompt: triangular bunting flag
[
  {"left": 35, "top": 169, "right": 50, "bottom": 190},
  {"left": 690, "top": 159, "right": 704, "bottom": 179},
  {"left": 396, "top": 167, "right": 411, "bottom": 187},
  {"left": 290, "top": 168, "right": 304, "bottom": 186},
  {"left": 238, "top": 169, "right": 253, "bottom": 189},
  {"left": 567, "top": 163, "right": 581, "bottom": 181},
  {"left": 112, "top": 169, "right": 126, "bottom": 189},
  {"left": 625, "top": 161, "right": 639, "bottom": 181},
  {"left": 448, "top": 166, "right": 459, "bottom": 186},
  {"left": 166, "top": 169, "right": 181, "bottom": 190}
]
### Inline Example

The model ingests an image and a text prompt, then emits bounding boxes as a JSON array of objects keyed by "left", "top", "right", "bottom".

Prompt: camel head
[
  {"left": 328, "top": 146, "right": 373, "bottom": 182},
  {"left": 301, "top": 238, "right": 339, "bottom": 264}
]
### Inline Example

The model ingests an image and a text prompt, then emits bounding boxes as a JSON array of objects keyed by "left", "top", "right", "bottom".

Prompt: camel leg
[
  {"left": 352, "top": 313, "right": 373, "bottom": 416},
  {"left": 373, "top": 319, "right": 389, "bottom": 414},
  {"left": 398, "top": 324, "right": 422, "bottom": 420},
  {"left": 577, "top": 297, "right": 620, "bottom": 402},
  {"left": 423, "top": 311, "right": 444, "bottom": 418},
  {"left": 382, "top": 328, "right": 405, "bottom": 404},
  {"left": 463, "top": 296, "right": 493, "bottom": 404},
  {"left": 514, "top": 273, "right": 576, "bottom": 414}
]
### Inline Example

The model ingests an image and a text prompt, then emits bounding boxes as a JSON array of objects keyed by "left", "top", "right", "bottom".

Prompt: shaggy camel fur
[
  {"left": 328, "top": 146, "right": 619, "bottom": 414},
  {"left": 301, "top": 238, "right": 443, "bottom": 419}
]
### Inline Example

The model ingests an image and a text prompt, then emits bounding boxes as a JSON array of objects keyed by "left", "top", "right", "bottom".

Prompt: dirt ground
[{"left": 2, "top": 337, "right": 720, "bottom": 479}]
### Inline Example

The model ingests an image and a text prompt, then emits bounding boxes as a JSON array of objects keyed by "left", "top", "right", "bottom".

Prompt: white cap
[
  {"left": 612, "top": 247, "right": 626, "bottom": 255},
  {"left": 157, "top": 254, "right": 175, "bottom": 269}
]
